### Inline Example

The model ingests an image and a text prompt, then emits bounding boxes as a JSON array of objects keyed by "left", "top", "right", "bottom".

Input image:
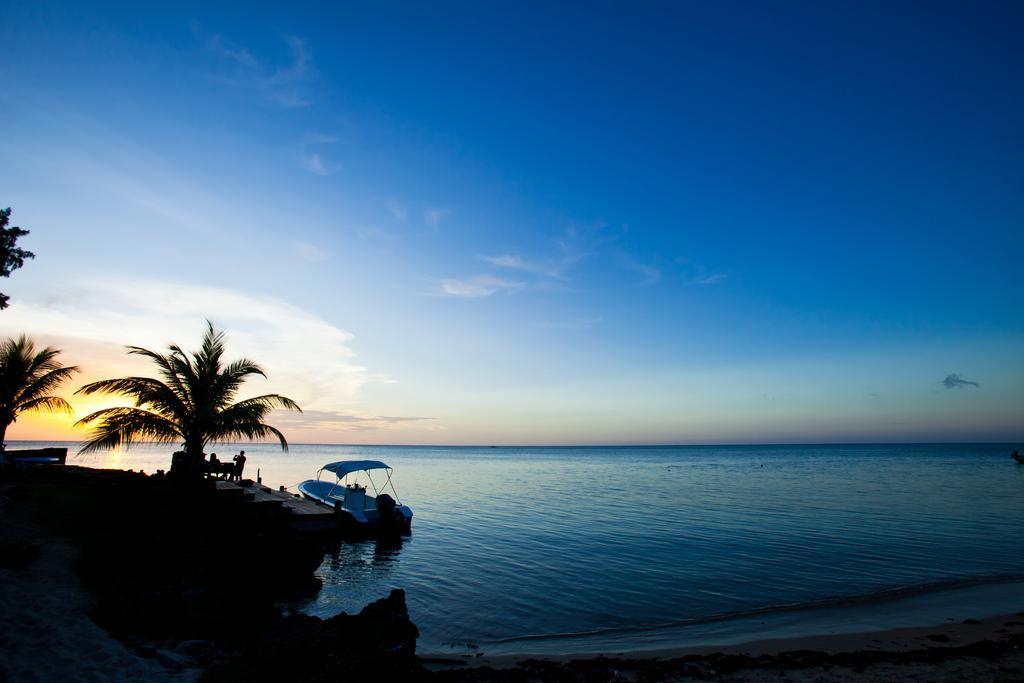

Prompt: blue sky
[{"left": 2, "top": 1, "right": 1022, "bottom": 444}]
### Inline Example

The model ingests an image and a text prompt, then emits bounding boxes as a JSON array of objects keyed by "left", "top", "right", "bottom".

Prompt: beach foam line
[{"left": 487, "top": 573, "right": 1024, "bottom": 645}]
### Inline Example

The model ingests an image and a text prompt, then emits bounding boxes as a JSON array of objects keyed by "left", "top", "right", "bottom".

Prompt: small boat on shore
[
  {"left": 2, "top": 447, "right": 68, "bottom": 465},
  {"left": 299, "top": 460, "right": 412, "bottom": 534}
]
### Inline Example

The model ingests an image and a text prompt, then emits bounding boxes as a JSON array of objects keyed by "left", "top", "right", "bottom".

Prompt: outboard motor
[{"left": 376, "top": 493, "right": 399, "bottom": 532}]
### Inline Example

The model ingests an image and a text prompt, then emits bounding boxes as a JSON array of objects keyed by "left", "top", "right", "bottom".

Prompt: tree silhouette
[
  {"left": 0, "top": 335, "right": 80, "bottom": 461},
  {"left": 0, "top": 208, "right": 35, "bottom": 310},
  {"left": 76, "top": 322, "right": 301, "bottom": 476}
]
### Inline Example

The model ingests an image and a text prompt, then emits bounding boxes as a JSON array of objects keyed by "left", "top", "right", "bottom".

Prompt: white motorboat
[{"left": 298, "top": 460, "right": 412, "bottom": 534}]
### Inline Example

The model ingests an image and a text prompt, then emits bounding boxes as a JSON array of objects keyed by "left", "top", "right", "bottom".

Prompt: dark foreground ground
[{"left": 2, "top": 465, "right": 1023, "bottom": 682}]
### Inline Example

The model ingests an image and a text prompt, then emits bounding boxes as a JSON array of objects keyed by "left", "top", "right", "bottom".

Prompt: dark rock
[
  {"left": 0, "top": 540, "right": 39, "bottom": 569},
  {"left": 156, "top": 648, "right": 195, "bottom": 671},
  {"left": 204, "top": 589, "right": 421, "bottom": 682},
  {"left": 175, "top": 639, "right": 216, "bottom": 661}
]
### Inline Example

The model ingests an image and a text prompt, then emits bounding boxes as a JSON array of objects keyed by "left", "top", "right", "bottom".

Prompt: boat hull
[
  {"left": 298, "top": 479, "right": 412, "bottom": 535},
  {"left": 3, "top": 447, "right": 68, "bottom": 464}
]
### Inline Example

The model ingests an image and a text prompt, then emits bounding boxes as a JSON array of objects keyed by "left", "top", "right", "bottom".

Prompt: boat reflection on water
[
  {"left": 320, "top": 534, "right": 407, "bottom": 573},
  {"left": 294, "top": 535, "right": 410, "bottom": 619}
]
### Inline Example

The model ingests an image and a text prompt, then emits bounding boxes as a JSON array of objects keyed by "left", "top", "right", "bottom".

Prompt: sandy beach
[
  {"left": 427, "top": 614, "right": 1024, "bottom": 681},
  {"left": 0, "top": 490, "right": 200, "bottom": 683}
]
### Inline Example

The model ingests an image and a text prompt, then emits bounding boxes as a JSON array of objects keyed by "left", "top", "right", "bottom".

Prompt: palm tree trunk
[
  {"left": 170, "top": 438, "right": 206, "bottom": 481},
  {"left": 0, "top": 423, "right": 7, "bottom": 465},
  {"left": 185, "top": 438, "right": 205, "bottom": 479}
]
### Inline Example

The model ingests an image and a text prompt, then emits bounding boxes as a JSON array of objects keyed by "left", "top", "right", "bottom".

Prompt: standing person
[
  {"left": 209, "top": 453, "right": 221, "bottom": 478},
  {"left": 232, "top": 450, "right": 247, "bottom": 481}
]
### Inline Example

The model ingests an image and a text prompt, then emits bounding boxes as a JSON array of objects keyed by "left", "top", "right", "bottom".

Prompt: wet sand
[{"left": 426, "top": 614, "right": 1024, "bottom": 681}]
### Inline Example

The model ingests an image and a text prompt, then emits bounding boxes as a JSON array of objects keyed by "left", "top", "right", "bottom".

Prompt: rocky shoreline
[
  {"left": 0, "top": 465, "right": 422, "bottom": 680},
  {"left": 4, "top": 465, "right": 1024, "bottom": 682}
]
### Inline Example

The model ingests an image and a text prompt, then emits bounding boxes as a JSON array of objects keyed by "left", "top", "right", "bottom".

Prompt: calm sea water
[{"left": 19, "top": 441, "right": 1024, "bottom": 654}]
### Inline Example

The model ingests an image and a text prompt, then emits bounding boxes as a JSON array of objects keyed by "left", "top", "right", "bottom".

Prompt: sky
[{"left": 1, "top": 1, "right": 1022, "bottom": 445}]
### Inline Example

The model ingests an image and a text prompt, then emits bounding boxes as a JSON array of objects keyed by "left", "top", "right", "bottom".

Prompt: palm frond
[
  {"left": 18, "top": 395, "right": 74, "bottom": 416},
  {"left": 126, "top": 345, "right": 192, "bottom": 409},
  {"left": 16, "top": 365, "right": 80, "bottom": 406},
  {"left": 208, "top": 421, "right": 290, "bottom": 452},
  {"left": 229, "top": 394, "right": 303, "bottom": 413},
  {"left": 74, "top": 376, "right": 186, "bottom": 420},
  {"left": 76, "top": 407, "right": 181, "bottom": 453},
  {"left": 210, "top": 358, "right": 267, "bottom": 404}
]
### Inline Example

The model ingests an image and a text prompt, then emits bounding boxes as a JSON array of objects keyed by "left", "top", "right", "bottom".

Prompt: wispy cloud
[
  {"left": 424, "top": 208, "right": 450, "bottom": 231},
  {"left": 635, "top": 263, "right": 662, "bottom": 285},
  {"left": 618, "top": 253, "right": 661, "bottom": 285},
  {"left": 479, "top": 224, "right": 604, "bottom": 284},
  {"left": 943, "top": 373, "right": 980, "bottom": 389},
  {"left": 271, "top": 410, "right": 432, "bottom": 433},
  {"left": 676, "top": 257, "right": 729, "bottom": 285},
  {"left": 482, "top": 254, "right": 532, "bottom": 270},
  {"left": 293, "top": 241, "right": 329, "bottom": 263},
  {"left": 439, "top": 275, "right": 525, "bottom": 298},
  {"left": 204, "top": 33, "right": 257, "bottom": 69},
  {"left": 199, "top": 29, "right": 316, "bottom": 108},
  {"left": 481, "top": 253, "right": 568, "bottom": 279},
  {"left": 386, "top": 201, "right": 407, "bottom": 221},
  {"left": 299, "top": 133, "right": 340, "bottom": 175},
  {"left": 300, "top": 152, "right": 336, "bottom": 176},
  {"left": 452, "top": 221, "right": 635, "bottom": 300},
  {"left": 694, "top": 271, "right": 729, "bottom": 285},
  {"left": 4, "top": 279, "right": 379, "bottom": 411}
]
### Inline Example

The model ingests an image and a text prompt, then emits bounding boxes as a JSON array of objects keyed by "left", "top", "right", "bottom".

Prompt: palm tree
[
  {"left": 76, "top": 322, "right": 301, "bottom": 475},
  {"left": 0, "top": 335, "right": 80, "bottom": 461}
]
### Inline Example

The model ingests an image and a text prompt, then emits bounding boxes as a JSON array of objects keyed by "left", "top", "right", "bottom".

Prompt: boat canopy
[{"left": 321, "top": 460, "right": 391, "bottom": 478}]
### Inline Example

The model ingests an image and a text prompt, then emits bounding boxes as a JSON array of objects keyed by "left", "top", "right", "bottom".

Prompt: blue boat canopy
[{"left": 321, "top": 460, "right": 391, "bottom": 478}]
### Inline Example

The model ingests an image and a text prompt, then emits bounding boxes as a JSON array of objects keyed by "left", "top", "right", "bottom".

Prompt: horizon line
[{"left": 8, "top": 439, "right": 1021, "bottom": 449}]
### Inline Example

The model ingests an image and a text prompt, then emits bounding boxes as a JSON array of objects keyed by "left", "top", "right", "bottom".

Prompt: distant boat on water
[
  {"left": 298, "top": 460, "right": 412, "bottom": 535},
  {"left": 2, "top": 447, "right": 67, "bottom": 464},
  {"left": 1013, "top": 451, "right": 1024, "bottom": 465}
]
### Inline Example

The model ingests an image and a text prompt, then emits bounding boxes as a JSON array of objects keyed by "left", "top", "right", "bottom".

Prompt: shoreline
[
  {"left": 428, "top": 577, "right": 1024, "bottom": 661},
  {"left": 421, "top": 618, "right": 1024, "bottom": 679},
  {"left": 424, "top": 612, "right": 1024, "bottom": 681},
  {"left": 6, "top": 463, "right": 1024, "bottom": 681},
  {"left": 452, "top": 609, "right": 1024, "bottom": 669}
]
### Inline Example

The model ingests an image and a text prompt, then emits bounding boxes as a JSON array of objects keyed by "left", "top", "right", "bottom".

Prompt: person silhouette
[{"left": 232, "top": 451, "right": 247, "bottom": 481}]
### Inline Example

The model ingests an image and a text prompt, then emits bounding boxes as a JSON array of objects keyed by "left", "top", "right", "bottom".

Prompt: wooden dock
[{"left": 214, "top": 480, "right": 337, "bottom": 533}]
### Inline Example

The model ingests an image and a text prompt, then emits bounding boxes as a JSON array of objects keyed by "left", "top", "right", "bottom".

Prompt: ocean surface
[{"left": 17, "top": 441, "right": 1024, "bottom": 655}]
